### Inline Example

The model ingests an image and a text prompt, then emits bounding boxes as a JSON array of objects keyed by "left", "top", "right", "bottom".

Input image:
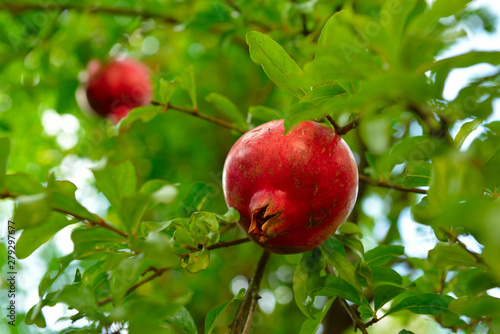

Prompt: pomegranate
[
  {"left": 85, "top": 58, "right": 152, "bottom": 121},
  {"left": 222, "top": 120, "right": 358, "bottom": 254}
]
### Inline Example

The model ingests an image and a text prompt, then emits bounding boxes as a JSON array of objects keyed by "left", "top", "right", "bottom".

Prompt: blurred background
[{"left": 0, "top": 0, "right": 499, "bottom": 333}]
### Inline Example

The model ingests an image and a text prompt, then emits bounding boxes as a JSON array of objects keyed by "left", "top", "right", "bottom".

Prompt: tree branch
[
  {"left": 151, "top": 101, "right": 246, "bottom": 134},
  {"left": 97, "top": 266, "right": 170, "bottom": 306},
  {"left": 0, "top": 2, "right": 179, "bottom": 24},
  {"left": 230, "top": 250, "right": 271, "bottom": 334},
  {"left": 326, "top": 115, "right": 361, "bottom": 135},
  {"left": 443, "top": 229, "right": 489, "bottom": 268},
  {"left": 1, "top": 190, "right": 128, "bottom": 238},
  {"left": 358, "top": 174, "right": 427, "bottom": 194},
  {"left": 182, "top": 237, "right": 250, "bottom": 258},
  {"left": 339, "top": 299, "right": 369, "bottom": 334}
]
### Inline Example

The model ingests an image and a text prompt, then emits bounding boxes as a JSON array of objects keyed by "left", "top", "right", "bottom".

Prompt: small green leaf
[
  {"left": 168, "top": 307, "right": 198, "bottom": 334},
  {"left": 16, "top": 212, "right": 72, "bottom": 259},
  {"left": 71, "top": 228, "right": 127, "bottom": 259},
  {"left": 93, "top": 161, "right": 136, "bottom": 210},
  {"left": 246, "top": 31, "right": 305, "bottom": 98},
  {"left": 51, "top": 192, "right": 96, "bottom": 222},
  {"left": 298, "top": 298, "right": 335, "bottom": 334},
  {"left": 181, "top": 247, "right": 210, "bottom": 273},
  {"left": 454, "top": 119, "right": 482, "bottom": 148},
  {"left": 399, "top": 330, "right": 415, "bottom": 334},
  {"left": 249, "top": 106, "right": 283, "bottom": 122},
  {"left": 213, "top": 207, "right": 240, "bottom": 224},
  {"left": 299, "top": 84, "right": 346, "bottom": 103},
  {"left": 0, "top": 137, "right": 10, "bottom": 186},
  {"left": 25, "top": 301, "right": 47, "bottom": 328},
  {"left": 403, "top": 161, "right": 431, "bottom": 188},
  {"left": 4, "top": 174, "right": 44, "bottom": 196},
  {"left": 294, "top": 249, "right": 325, "bottom": 318},
  {"left": 332, "top": 235, "right": 364, "bottom": 259},
  {"left": 39, "top": 254, "right": 74, "bottom": 297},
  {"left": 449, "top": 296, "right": 500, "bottom": 318},
  {"left": 117, "top": 106, "right": 164, "bottom": 130},
  {"left": 205, "top": 288, "right": 246, "bottom": 334},
  {"left": 371, "top": 266, "right": 403, "bottom": 286},
  {"left": 189, "top": 211, "right": 220, "bottom": 246},
  {"left": 111, "top": 256, "right": 143, "bottom": 304},
  {"left": 205, "top": 93, "right": 247, "bottom": 129},
  {"left": 320, "top": 239, "right": 362, "bottom": 291},
  {"left": 385, "top": 293, "right": 454, "bottom": 316},
  {"left": 120, "top": 194, "right": 151, "bottom": 233},
  {"left": 374, "top": 285, "right": 406, "bottom": 310},
  {"left": 365, "top": 245, "right": 404, "bottom": 266},
  {"left": 181, "top": 66, "right": 197, "bottom": 109},
  {"left": 428, "top": 243, "right": 484, "bottom": 269},
  {"left": 337, "top": 222, "right": 361, "bottom": 236},
  {"left": 160, "top": 78, "right": 180, "bottom": 105},
  {"left": 307, "top": 275, "right": 363, "bottom": 305},
  {"left": 14, "top": 192, "right": 51, "bottom": 230}
]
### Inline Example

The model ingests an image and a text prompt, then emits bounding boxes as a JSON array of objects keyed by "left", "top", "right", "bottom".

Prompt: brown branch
[
  {"left": 358, "top": 174, "right": 427, "bottom": 194},
  {"left": 1, "top": 190, "right": 128, "bottom": 238},
  {"left": 326, "top": 115, "right": 361, "bottom": 135},
  {"left": 443, "top": 229, "right": 489, "bottom": 268},
  {"left": 230, "top": 250, "right": 271, "bottom": 334},
  {"left": 97, "top": 267, "right": 169, "bottom": 306},
  {"left": 151, "top": 101, "right": 246, "bottom": 134},
  {"left": 339, "top": 299, "right": 369, "bottom": 334},
  {"left": 0, "top": 2, "right": 179, "bottom": 24},
  {"left": 181, "top": 237, "right": 250, "bottom": 259}
]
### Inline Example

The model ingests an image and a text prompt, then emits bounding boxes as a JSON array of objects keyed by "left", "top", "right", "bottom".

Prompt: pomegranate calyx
[{"left": 249, "top": 203, "right": 283, "bottom": 243}]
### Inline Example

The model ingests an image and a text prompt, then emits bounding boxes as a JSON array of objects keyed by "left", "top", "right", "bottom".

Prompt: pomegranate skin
[
  {"left": 85, "top": 58, "right": 152, "bottom": 121},
  {"left": 222, "top": 120, "right": 358, "bottom": 254}
]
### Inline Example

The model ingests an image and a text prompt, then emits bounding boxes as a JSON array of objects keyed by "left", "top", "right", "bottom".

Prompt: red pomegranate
[
  {"left": 85, "top": 58, "right": 152, "bottom": 121},
  {"left": 222, "top": 120, "right": 358, "bottom": 254}
]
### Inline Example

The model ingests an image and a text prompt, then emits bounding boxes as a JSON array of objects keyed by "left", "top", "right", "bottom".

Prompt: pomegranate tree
[
  {"left": 223, "top": 120, "right": 358, "bottom": 254},
  {"left": 85, "top": 58, "right": 152, "bottom": 121}
]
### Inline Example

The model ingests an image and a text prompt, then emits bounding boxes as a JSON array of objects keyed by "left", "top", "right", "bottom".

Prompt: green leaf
[
  {"left": 454, "top": 119, "right": 482, "bottom": 148},
  {"left": 332, "top": 235, "right": 364, "bottom": 259},
  {"left": 140, "top": 231, "right": 179, "bottom": 267},
  {"left": 189, "top": 211, "right": 219, "bottom": 246},
  {"left": 205, "top": 288, "right": 245, "bottom": 334},
  {"left": 403, "top": 161, "right": 431, "bottom": 188},
  {"left": 337, "top": 222, "right": 361, "bottom": 236},
  {"left": 120, "top": 194, "right": 151, "bottom": 233},
  {"left": 51, "top": 192, "right": 96, "bottom": 222},
  {"left": 110, "top": 255, "right": 143, "bottom": 304},
  {"left": 428, "top": 243, "right": 484, "bottom": 269},
  {"left": 181, "top": 66, "right": 197, "bottom": 109},
  {"left": 205, "top": 93, "right": 247, "bottom": 129},
  {"left": 364, "top": 245, "right": 404, "bottom": 266},
  {"left": 14, "top": 192, "right": 51, "bottom": 230},
  {"left": 320, "top": 239, "right": 362, "bottom": 291},
  {"left": 371, "top": 266, "right": 403, "bottom": 286},
  {"left": 374, "top": 285, "right": 406, "bottom": 310},
  {"left": 16, "top": 212, "right": 71, "bottom": 259},
  {"left": 179, "top": 183, "right": 213, "bottom": 217},
  {"left": 246, "top": 31, "right": 305, "bottom": 98},
  {"left": 298, "top": 298, "right": 335, "bottom": 334},
  {"left": 168, "top": 307, "right": 198, "bottom": 334},
  {"left": 213, "top": 207, "right": 240, "bottom": 224},
  {"left": 249, "top": 106, "right": 283, "bottom": 122},
  {"left": 449, "top": 296, "right": 500, "bottom": 318},
  {"left": 25, "top": 301, "right": 47, "bottom": 328},
  {"left": 4, "top": 174, "right": 44, "bottom": 196},
  {"left": 39, "top": 254, "right": 74, "bottom": 297},
  {"left": 293, "top": 249, "right": 325, "bottom": 318},
  {"left": 299, "top": 84, "right": 346, "bottom": 103},
  {"left": 159, "top": 78, "right": 180, "bottom": 105},
  {"left": 385, "top": 293, "right": 454, "bottom": 316},
  {"left": 181, "top": 247, "right": 210, "bottom": 273},
  {"left": 0, "top": 137, "right": 10, "bottom": 186},
  {"left": 93, "top": 161, "right": 136, "bottom": 210},
  {"left": 71, "top": 228, "right": 127, "bottom": 260},
  {"left": 399, "top": 331, "right": 415, "bottom": 334},
  {"left": 117, "top": 106, "right": 164, "bottom": 130},
  {"left": 307, "top": 275, "right": 363, "bottom": 305}
]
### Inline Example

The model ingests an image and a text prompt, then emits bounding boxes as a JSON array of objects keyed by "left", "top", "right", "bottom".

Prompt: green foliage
[{"left": 1, "top": 0, "right": 500, "bottom": 333}]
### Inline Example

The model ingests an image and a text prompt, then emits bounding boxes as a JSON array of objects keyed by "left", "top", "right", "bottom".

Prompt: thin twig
[
  {"left": 339, "top": 299, "right": 369, "bottom": 334},
  {"left": 443, "top": 229, "right": 489, "bottom": 268},
  {"left": 326, "top": 115, "right": 361, "bottom": 135},
  {"left": 230, "top": 250, "right": 271, "bottom": 334},
  {"left": 0, "top": 2, "right": 179, "bottom": 24},
  {"left": 181, "top": 237, "right": 250, "bottom": 259},
  {"left": 1, "top": 190, "right": 128, "bottom": 238},
  {"left": 97, "top": 267, "right": 170, "bottom": 306},
  {"left": 358, "top": 174, "right": 427, "bottom": 194},
  {"left": 151, "top": 101, "right": 246, "bottom": 134}
]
